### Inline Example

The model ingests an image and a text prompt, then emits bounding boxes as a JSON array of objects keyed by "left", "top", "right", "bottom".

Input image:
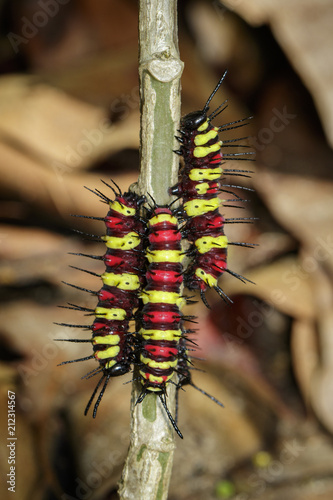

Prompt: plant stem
[{"left": 119, "top": 1, "right": 183, "bottom": 499}]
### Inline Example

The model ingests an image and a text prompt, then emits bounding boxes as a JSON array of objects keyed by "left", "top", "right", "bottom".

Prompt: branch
[{"left": 119, "top": 1, "right": 183, "bottom": 498}]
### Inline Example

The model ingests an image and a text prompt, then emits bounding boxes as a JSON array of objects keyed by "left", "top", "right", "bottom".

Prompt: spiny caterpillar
[
  {"left": 135, "top": 205, "right": 186, "bottom": 438},
  {"left": 171, "top": 70, "right": 256, "bottom": 307},
  {"left": 56, "top": 181, "right": 145, "bottom": 417}
]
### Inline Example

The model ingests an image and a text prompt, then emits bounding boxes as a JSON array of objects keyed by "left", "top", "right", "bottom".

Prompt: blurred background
[{"left": 0, "top": 1, "right": 333, "bottom": 499}]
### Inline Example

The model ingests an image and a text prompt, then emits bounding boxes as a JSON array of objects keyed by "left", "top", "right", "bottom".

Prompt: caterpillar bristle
[
  {"left": 225, "top": 268, "right": 255, "bottom": 285},
  {"left": 190, "top": 382, "right": 224, "bottom": 408},
  {"left": 86, "top": 186, "right": 111, "bottom": 204},
  {"left": 209, "top": 102, "right": 228, "bottom": 121},
  {"left": 58, "top": 303, "right": 94, "bottom": 313},
  {"left": 61, "top": 281, "right": 98, "bottom": 295},
  {"left": 69, "top": 266, "right": 100, "bottom": 277},
  {"left": 203, "top": 69, "right": 228, "bottom": 112},
  {"left": 54, "top": 322, "right": 91, "bottom": 330},
  {"left": 72, "top": 228, "right": 101, "bottom": 242},
  {"left": 58, "top": 354, "right": 95, "bottom": 366},
  {"left": 222, "top": 144, "right": 252, "bottom": 149},
  {"left": 223, "top": 172, "right": 252, "bottom": 179},
  {"left": 81, "top": 366, "right": 104, "bottom": 380},
  {"left": 54, "top": 338, "right": 92, "bottom": 343},
  {"left": 220, "top": 184, "right": 255, "bottom": 192},
  {"left": 92, "top": 374, "right": 112, "bottom": 418},
  {"left": 71, "top": 214, "right": 106, "bottom": 221},
  {"left": 68, "top": 252, "right": 103, "bottom": 261},
  {"left": 218, "top": 115, "right": 253, "bottom": 131},
  {"left": 224, "top": 217, "right": 258, "bottom": 223},
  {"left": 228, "top": 241, "right": 258, "bottom": 248},
  {"left": 223, "top": 136, "right": 251, "bottom": 144},
  {"left": 84, "top": 373, "right": 105, "bottom": 416},
  {"left": 223, "top": 151, "right": 255, "bottom": 157},
  {"left": 100, "top": 179, "right": 120, "bottom": 197},
  {"left": 223, "top": 204, "right": 246, "bottom": 209},
  {"left": 200, "top": 290, "right": 211, "bottom": 309},
  {"left": 159, "top": 393, "right": 183, "bottom": 439},
  {"left": 224, "top": 168, "right": 254, "bottom": 174}
]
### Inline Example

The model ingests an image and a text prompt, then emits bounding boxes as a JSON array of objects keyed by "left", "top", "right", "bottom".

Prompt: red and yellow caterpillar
[
  {"left": 57, "top": 181, "right": 145, "bottom": 417},
  {"left": 171, "top": 71, "right": 255, "bottom": 307},
  {"left": 136, "top": 206, "right": 185, "bottom": 438}
]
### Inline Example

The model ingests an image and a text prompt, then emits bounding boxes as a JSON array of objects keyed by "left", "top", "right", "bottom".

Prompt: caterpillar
[
  {"left": 56, "top": 181, "right": 146, "bottom": 417},
  {"left": 171, "top": 71, "right": 255, "bottom": 307},
  {"left": 135, "top": 204, "right": 187, "bottom": 438}
]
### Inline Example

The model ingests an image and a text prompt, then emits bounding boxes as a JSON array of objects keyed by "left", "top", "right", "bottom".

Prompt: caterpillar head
[{"left": 181, "top": 110, "right": 208, "bottom": 131}]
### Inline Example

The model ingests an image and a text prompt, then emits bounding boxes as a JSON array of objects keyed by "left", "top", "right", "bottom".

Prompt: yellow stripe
[
  {"left": 109, "top": 200, "right": 135, "bottom": 216},
  {"left": 102, "top": 232, "right": 140, "bottom": 250},
  {"left": 93, "top": 334, "right": 121, "bottom": 345},
  {"left": 140, "top": 290, "right": 185, "bottom": 308},
  {"left": 149, "top": 213, "right": 177, "bottom": 226},
  {"left": 146, "top": 249, "right": 184, "bottom": 264},
  {"left": 194, "top": 142, "right": 221, "bottom": 158},
  {"left": 101, "top": 272, "right": 140, "bottom": 290},
  {"left": 197, "top": 120, "right": 209, "bottom": 132},
  {"left": 94, "top": 307, "right": 127, "bottom": 320},
  {"left": 194, "top": 129, "right": 218, "bottom": 146},
  {"left": 141, "top": 357, "right": 178, "bottom": 370},
  {"left": 139, "top": 371, "right": 173, "bottom": 386},
  {"left": 195, "top": 235, "right": 228, "bottom": 254},
  {"left": 140, "top": 328, "right": 182, "bottom": 341},
  {"left": 184, "top": 197, "right": 221, "bottom": 217},
  {"left": 189, "top": 167, "right": 222, "bottom": 182},
  {"left": 95, "top": 345, "right": 120, "bottom": 360}
]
